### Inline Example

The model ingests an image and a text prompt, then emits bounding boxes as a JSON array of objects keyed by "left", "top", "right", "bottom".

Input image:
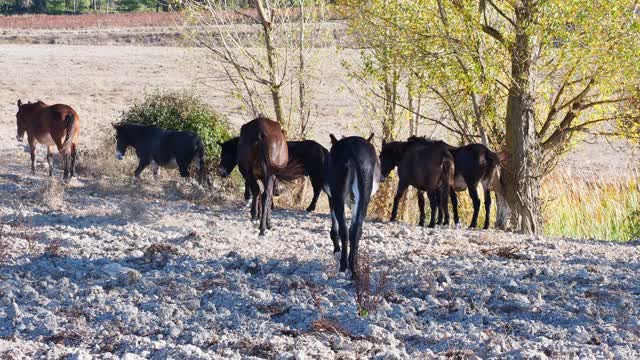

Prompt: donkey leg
[
  {"left": 450, "top": 189, "right": 460, "bottom": 225},
  {"left": 483, "top": 188, "right": 492, "bottom": 230},
  {"left": 349, "top": 193, "right": 369, "bottom": 277},
  {"left": 468, "top": 184, "right": 481, "bottom": 228},
  {"left": 259, "top": 175, "right": 274, "bottom": 236},
  {"left": 328, "top": 197, "right": 340, "bottom": 253},
  {"left": 441, "top": 188, "right": 450, "bottom": 226},
  {"left": 63, "top": 153, "right": 71, "bottom": 180},
  {"left": 244, "top": 182, "right": 252, "bottom": 206},
  {"left": 427, "top": 190, "right": 438, "bottom": 228},
  {"left": 46, "top": 146, "right": 54, "bottom": 177},
  {"left": 151, "top": 163, "right": 160, "bottom": 179},
  {"left": 70, "top": 143, "right": 77, "bottom": 177},
  {"left": 390, "top": 181, "right": 408, "bottom": 222},
  {"left": 266, "top": 178, "right": 275, "bottom": 230},
  {"left": 28, "top": 138, "right": 37, "bottom": 174},
  {"left": 332, "top": 195, "right": 349, "bottom": 273},
  {"left": 249, "top": 180, "right": 260, "bottom": 221},
  {"left": 417, "top": 191, "right": 426, "bottom": 227},
  {"left": 134, "top": 159, "right": 150, "bottom": 179},
  {"left": 307, "top": 178, "right": 322, "bottom": 212},
  {"left": 436, "top": 191, "right": 444, "bottom": 225}
]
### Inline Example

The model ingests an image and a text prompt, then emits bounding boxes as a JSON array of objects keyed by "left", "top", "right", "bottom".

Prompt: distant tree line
[{"left": 0, "top": 0, "right": 184, "bottom": 14}]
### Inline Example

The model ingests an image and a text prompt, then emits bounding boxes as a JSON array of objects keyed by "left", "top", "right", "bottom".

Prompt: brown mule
[
  {"left": 15, "top": 100, "right": 80, "bottom": 179},
  {"left": 237, "top": 117, "right": 304, "bottom": 236}
]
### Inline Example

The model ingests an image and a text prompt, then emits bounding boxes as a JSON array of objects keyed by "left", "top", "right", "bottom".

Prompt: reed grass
[{"left": 541, "top": 170, "right": 640, "bottom": 241}]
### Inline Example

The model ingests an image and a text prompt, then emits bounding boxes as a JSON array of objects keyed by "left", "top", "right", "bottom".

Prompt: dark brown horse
[
  {"left": 379, "top": 138, "right": 454, "bottom": 228},
  {"left": 15, "top": 100, "right": 80, "bottom": 179},
  {"left": 237, "top": 117, "right": 303, "bottom": 235}
]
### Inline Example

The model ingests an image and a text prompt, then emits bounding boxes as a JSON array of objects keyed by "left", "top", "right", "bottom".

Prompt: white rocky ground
[{"left": 0, "top": 149, "right": 638, "bottom": 360}]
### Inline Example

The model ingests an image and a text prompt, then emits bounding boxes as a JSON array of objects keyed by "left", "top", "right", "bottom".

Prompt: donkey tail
[
  {"left": 440, "top": 155, "right": 453, "bottom": 203},
  {"left": 258, "top": 132, "right": 304, "bottom": 183},
  {"left": 484, "top": 150, "right": 501, "bottom": 189},
  {"left": 352, "top": 157, "right": 373, "bottom": 221},
  {"left": 61, "top": 113, "right": 75, "bottom": 155},
  {"left": 272, "top": 157, "right": 305, "bottom": 183}
]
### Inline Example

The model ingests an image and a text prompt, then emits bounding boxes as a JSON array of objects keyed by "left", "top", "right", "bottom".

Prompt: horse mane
[{"left": 407, "top": 136, "right": 445, "bottom": 146}]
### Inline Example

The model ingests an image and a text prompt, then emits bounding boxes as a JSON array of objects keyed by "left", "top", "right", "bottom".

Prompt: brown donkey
[
  {"left": 15, "top": 100, "right": 80, "bottom": 179},
  {"left": 237, "top": 117, "right": 303, "bottom": 236}
]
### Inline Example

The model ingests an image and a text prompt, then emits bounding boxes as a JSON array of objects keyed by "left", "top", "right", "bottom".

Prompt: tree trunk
[
  {"left": 298, "top": 0, "right": 308, "bottom": 139},
  {"left": 500, "top": 1, "right": 541, "bottom": 234},
  {"left": 255, "top": 0, "right": 285, "bottom": 127}
]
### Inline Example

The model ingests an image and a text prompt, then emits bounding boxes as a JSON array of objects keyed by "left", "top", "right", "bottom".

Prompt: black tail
[
  {"left": 61, "top": 113, "right": 75, "bottom": 154},
  {"left": 440, "top": 157, "right": 453, "bottom": 205},
  {"left": 352, "top": 158, "right": 372, "bottom": 220}
]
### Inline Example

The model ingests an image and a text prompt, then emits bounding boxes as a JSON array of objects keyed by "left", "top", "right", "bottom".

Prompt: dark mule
[
  {"left": 218, "top": 138, "right": 329, "bottom": 212},
  {"left": 325, "top": 134, "right": 380, "bottom": 276},
  {"left": 15, "top": 100, "right": 80, "bottom": 179},
  {"left": 288, "top": 140, "right": 329, "bottom": 212},
  {"left": 404, "top": 137, "right": 502, "bottom": 228},
  {"left": 235, "top": 117, "right": 303, "bottom": 236},
  {"left": 113, "top": 123, "right": 210, "bottom": 187},
  {"left": 379, "top": 138, "right": 454, "bottom": 228},
  {"left": 434, "top": 139, "right": 502, "bottom": 229}
]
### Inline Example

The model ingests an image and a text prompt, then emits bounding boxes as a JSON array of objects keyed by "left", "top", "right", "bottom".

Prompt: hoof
[
  {"left": 345, "top": 269, "right": 353, "bottom": 279},
  {"left": 334, "top": 251, "right": 342, "bottom": 271},
  {"left": 305, "top": 206, "right": 314, "bottom": 212}
]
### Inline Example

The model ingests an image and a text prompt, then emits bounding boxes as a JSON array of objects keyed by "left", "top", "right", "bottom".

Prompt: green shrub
[{"left": 117, "top": 89, "right": 232, "bottom": 167}]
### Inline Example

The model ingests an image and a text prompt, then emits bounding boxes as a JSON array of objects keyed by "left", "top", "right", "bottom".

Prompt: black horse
[
  {"left": 325, "top": 134, "right": 380, "bottom": 276},
  {"left": 218, "top": 137, "right": 329, "bottom": 212},
  {"left": 113, "top": 123, "right": 210, "bottom": 186},
  {"left": 379, "top": 138, "right": 454, "bottom": 228}
]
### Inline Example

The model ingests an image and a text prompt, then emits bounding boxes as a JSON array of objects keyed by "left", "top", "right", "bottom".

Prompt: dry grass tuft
[
  {"left": 0, "top": 225, "right": 10, "bottom": 263},
  {"left": 76, "top": 134, "right": 135, "bottom": 179},
  {"left": 143, "top": 243, "right": 179, "bottom": 265},
  {"left": 354, "top": 252, "right": 393, "bottom": 317},
  {"left": 38, "top": 178, "right": 65, "bottom": 211},
  {"left": 480, "top": 246, "right": 524, "bottom": 260},
  {"left": 310, "top": 319, "right": 355, "bottom": 338},
  {"left": 15, "top": 216, "right": 37, "bottom": 254},
  {"left": 45, "top": 238, "right": 63, "bottom": 257},
  {"left": 119, "top": 200, "right": 152, "bottom": 222},
  {"left": 442, "top": 349, "right": 476, "bottom": 359}
]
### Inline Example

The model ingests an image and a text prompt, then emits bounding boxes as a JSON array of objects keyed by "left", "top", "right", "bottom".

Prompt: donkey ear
[
  {"left": 329, "top": 134, "right": 338, "bottom": 145},
  {"left": 17, "top": 99, "right": 22, "bottom": 108},
  {"left": 366, "top": 133, "right": 374, "bottom": 143},
  {"left": 382, "top": 138, "right": 387, "bottom": 147}
]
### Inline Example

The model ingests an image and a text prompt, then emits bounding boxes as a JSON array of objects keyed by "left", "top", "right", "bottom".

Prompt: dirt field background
[{"left": 0, "top": 42, "right": 636, "bottom": 176}]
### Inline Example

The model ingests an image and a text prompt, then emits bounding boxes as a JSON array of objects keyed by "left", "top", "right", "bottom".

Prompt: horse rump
[{"left": 61, "top": 113, "right": 75, "bottom": 155}]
